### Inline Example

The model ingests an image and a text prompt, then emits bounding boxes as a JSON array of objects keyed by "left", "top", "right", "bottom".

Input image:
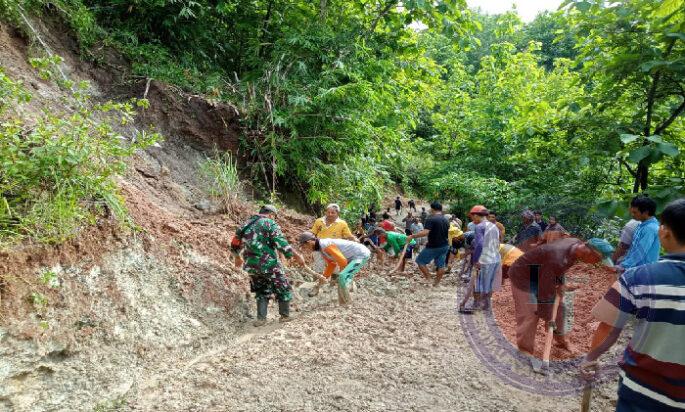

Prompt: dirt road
[{"left": 129, "top": 272, "right": 619, "bottom": 412}]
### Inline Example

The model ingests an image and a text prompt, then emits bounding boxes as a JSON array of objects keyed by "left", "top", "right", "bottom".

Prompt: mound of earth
[{"left": 491, "top": 262, "right": 617, "bottom": 360}]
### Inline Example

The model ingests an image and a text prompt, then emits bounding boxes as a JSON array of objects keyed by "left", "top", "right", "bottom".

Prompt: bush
[
  {"left": 306, "top": 157, "right": 389, "bottom": 223},
  {"left": 0, "top": 58, "right": 160, "bottom": 246},
  {"left": 199, "top": 151, "right": 242, "bottom": 214}
]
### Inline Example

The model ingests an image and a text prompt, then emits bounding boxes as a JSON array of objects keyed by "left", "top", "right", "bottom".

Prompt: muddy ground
[
  {"left": 125, "top": 270, "right": 621, "bottom": 412},
  {"left": 1, "top": 238, "right": 624, "bottom": 412}
]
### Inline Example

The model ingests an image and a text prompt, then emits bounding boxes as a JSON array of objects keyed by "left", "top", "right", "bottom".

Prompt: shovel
[
  {"left": 534, "top": 291, "right": 562, "bottom": 375},
  {"left": 581, "top": 382, "right": 593, "bottom": 412}
]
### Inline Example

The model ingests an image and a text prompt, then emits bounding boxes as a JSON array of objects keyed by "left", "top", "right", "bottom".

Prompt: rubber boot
[
  {"left": 278, "top": 300, "right": 293, "bottom": 322},
  {"left": 473, "top": 292, "right": 481, "bottom": 310},
  {"left": 254, "top": 296, "right": 268, "bottom": 326}
]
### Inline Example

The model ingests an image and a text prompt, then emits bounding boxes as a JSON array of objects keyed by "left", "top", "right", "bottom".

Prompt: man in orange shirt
[{"left": 298, "top": 232, "right": 370, "bottom": 305}]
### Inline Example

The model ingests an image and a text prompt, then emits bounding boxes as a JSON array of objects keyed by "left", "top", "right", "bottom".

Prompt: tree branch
[
  {"left": 654, "top": 97, "right": 685, "bottom": 135},
  {"left": 644, "top": 38, "right": 677, "bottom": 136},
  {"left": 619, "top": 158, "right": 637, "bottom": 178},
  {"left": 319, "top": 0, "right": 327, "bottom": 19},
  {"left": 367, "top": 0, "right": 399, "bottom": 37},
  {"left": 645, "top": 75, "right": 660, "bottom": 136},
  {"left": 257, "top": 0, "right": 275, "bottom": 59}
]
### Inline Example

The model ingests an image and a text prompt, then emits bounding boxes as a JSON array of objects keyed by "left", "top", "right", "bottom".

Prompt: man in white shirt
[
  {"left": 612, "top": 219, "right": 639, "bottom": 264},
  {"left": 461, "top": 205, "right": 501, "bottom": 311}
]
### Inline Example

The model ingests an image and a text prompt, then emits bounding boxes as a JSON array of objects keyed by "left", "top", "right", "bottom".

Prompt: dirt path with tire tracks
[{"left": 129, "top": 272, "right": 620, "bottom": 412}]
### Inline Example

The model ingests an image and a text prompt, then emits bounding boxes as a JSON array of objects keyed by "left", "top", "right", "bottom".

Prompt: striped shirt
[
  {"left": 620, "top": 216, "right": 661, "bottom": 269},
  {"left": 591, "top": 253, "right": 685, "bottom": 409}
]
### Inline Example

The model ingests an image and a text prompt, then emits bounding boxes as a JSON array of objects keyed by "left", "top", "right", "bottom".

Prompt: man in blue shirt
[
  {"left": 581, "top": 198, "right": 685, "bottom": 411},
  {"left": 619, "top": 195, "right": 661, "bottom": 271}
]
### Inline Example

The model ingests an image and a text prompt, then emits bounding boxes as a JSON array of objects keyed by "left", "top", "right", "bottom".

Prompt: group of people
[
  {"left": 229, "top": 195, "right": 685, "bottom": 411},
  {"left": 228, "top": 200, "right": 460, "bottom": 325}
]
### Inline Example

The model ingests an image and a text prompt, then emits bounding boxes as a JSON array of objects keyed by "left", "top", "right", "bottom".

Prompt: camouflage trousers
[{"left": 249, "top": 268, "right": 292, "bottom": 301}]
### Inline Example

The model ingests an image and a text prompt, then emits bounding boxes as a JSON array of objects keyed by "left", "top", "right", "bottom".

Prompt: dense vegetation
[
  {"left": 1, "top": 0, "right": 684, "bottom": 241},
  {"left": 0, "top": 56, "right": 158, "bottom": 245}
]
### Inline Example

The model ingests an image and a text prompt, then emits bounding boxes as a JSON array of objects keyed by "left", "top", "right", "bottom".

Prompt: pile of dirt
[
  {"left": 133, "top": 80, "right": 242, "bottom": 153},
  {"left": 491, "top": 262, "right": 617, "bottom": 360}
]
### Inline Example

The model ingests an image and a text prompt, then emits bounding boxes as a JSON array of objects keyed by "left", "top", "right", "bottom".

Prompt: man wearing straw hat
[{"left": 508, "top": 237, "right": 615, "bottom": 357}]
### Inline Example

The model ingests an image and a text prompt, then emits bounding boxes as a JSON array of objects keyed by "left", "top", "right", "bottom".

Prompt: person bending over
[{"left": 298, "top": 232, "right": 370, "bottom": 305}]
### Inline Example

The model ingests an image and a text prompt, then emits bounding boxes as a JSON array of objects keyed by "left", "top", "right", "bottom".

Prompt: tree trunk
[
  {"left": 319, "top": 0, "right": 327, "bottom": 19},
  {"left": 257, "top": 0, "right": 275, "bottom": 59},
  {"left": 633, "top": 160, "right": 648, "bottom": 193},
  {"left": 632, "top": 39, "right": 678, "bottom": 193}
]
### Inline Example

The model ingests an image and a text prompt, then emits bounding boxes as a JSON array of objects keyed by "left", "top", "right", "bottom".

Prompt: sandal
[{"left": 458, "top": 305, "right": 475, "bottom": 314}]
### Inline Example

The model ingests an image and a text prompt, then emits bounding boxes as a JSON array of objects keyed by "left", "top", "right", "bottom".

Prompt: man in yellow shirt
[
  {"left": 446, "top": 216, "right": 464, "bottom": 271},
  {"left": 310, "top": 203, "right": 356, "bottom": 272}
]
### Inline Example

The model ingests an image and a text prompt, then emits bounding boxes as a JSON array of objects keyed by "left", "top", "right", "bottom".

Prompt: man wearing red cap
[{"left": 460, "top": 205, "right": 502, "bottom": 311}]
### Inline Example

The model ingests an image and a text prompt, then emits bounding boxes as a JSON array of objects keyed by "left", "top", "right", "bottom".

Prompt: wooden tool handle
[
  {"left": 296, "top": 265, "right": 325, "bottom": 282},
  {"left": 581, "top": 384, "right": 592, "bottom": 412},
  {"left": 542, "top": 292, "right": 562, "bottom": 365}
]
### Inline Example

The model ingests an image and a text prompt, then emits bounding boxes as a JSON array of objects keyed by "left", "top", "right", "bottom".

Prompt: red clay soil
[
  {"left": 119, "top": 177, "right": 316, "bottom": 307},
  {"left": 491, "top": 262, "right": 617, "bottom": 361},
  {"left": 0, "top": 178, "right": 314, "bottom": 324}
]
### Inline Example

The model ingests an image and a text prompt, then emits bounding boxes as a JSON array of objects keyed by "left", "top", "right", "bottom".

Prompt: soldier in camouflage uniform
[{"left": 231, "top": 205, "right": 305, "bottom": 326}]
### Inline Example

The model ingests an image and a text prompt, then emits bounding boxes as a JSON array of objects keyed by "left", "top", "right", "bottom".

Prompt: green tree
[
  {"left": 565, "top": 0, "right": 685, "bottom": 194},
  {"left": 519, "top": 11, "right": 577, "bottom": 71}
]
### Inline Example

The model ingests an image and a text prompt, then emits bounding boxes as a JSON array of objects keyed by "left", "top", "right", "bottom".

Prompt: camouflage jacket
[{"left": 230, "top": 215, "right": 293, "bottom": 275}]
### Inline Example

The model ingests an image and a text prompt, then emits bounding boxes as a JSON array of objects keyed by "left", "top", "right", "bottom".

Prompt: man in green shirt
[{"left": 373, "top": 228, "right": 416, "bottom": 273}]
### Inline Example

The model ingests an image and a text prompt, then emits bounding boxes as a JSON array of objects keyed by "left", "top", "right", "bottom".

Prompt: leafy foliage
[
  {"left": 0, "top": 57, "right": 159, "bottom": 245},
  {"left": 563, "top": 0, "right": 685, "bottom": 195},
  {"left": 3, "top": 0, "right": 685, "bottom": 238}
]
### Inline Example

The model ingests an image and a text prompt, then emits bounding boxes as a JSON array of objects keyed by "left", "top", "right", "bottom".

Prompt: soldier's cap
[
  {"left": 586, "top": 238, "right": 615, "bottom": 267},
  {"left": 259, "top": 204, "right": 278, "bottom": 215},
  {"left": 297, "top": 231, "right": 317, "bottom": 245}
]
